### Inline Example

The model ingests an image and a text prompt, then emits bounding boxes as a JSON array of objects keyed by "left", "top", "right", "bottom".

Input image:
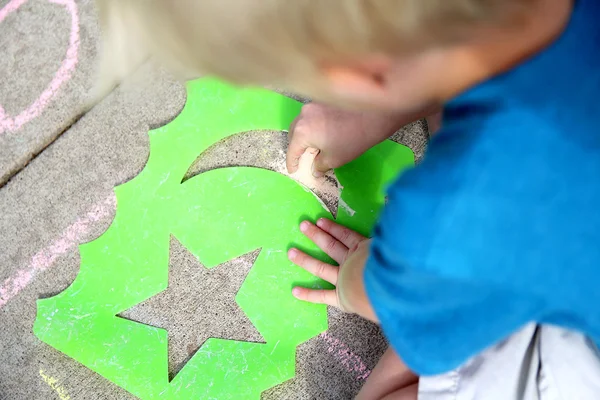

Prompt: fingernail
[
  {"left": 316, "top": 218, "right": 326, "bottom": 228},
  {"left": 288, "top": 248, "right": 297, "bottom": 260},
  {"left": 292, "top": 287, "right": 302, "bottom": 297},
  {"left": 300, "top": 221, "right": 310, "bottom": 232}
]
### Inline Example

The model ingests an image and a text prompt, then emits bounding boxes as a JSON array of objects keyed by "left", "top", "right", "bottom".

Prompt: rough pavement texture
[
  {"left": 0, "top": 0, "right": 101, "bottom": 185},
  {"left": 0, "top": 1, "right": 429, "bottom": 399},
  {"left": 0, "top": 62, "right": 186, "bottom": 399},
  {"left": 120, "top": 242, "right": 266, "bottom": 382}
]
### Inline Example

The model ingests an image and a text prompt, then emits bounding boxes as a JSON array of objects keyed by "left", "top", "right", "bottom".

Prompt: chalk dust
[
  {"left": 268, "top": 147, "right": 340, "bottom": 215},
  {"left": 185, "top": 130, "right": 340, "bottom": 214},
  {"left": 338, "top": 198, "right": 356, "bottom": 217}
]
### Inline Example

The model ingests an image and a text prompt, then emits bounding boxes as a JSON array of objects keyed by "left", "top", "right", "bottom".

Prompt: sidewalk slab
[
  {"left": 0, "top": 0, "right": 101, "bottom": 184},
  {"left": 0, "top": 63, "right": 185, "bottom": 400},
  {"left": 0, "top": 65, "right": 429, "bottom": 400}
]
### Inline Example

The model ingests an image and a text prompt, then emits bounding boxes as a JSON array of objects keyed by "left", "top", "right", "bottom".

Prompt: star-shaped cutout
[{"left": 120, "top": 237, "right": 265, "bottom": 380}]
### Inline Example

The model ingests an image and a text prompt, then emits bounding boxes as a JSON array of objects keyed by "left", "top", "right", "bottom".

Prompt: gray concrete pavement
[
  {"left": 0, "top": 62, "right": 185, "bottom": 400},
  {"left": 0, "top": 1, "right": 429, "bottom": 399},
  {"left": 0, "top": 0, "right": 100, "bottom": 185}
]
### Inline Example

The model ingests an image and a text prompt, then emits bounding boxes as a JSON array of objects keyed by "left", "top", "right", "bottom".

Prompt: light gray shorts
[{"left": 418, "top": 324, "right": 600, "bottom": 400}]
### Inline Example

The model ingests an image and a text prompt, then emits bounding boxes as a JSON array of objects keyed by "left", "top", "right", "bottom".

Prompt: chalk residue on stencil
[
  {"left": 269, "top": 147, "right": 341, "bottom": 215},
  {"left": 183, "top": 130, "right": 341, "bottom": 214},
  {"left": 338, "top": 198, "right": 356, "bottom": 217}
]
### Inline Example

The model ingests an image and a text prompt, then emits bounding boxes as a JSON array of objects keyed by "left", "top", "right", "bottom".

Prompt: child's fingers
[
  {"left": 300, "top": 221, "right": 348, "bottom": 264},
  {"left": 286, "top": 118, "right": 306, "bottom": 173},
  {"left": 311, "top": 153, "right": 330, "bottom": 177},
  {"left": 316, "top": 218, "right": 366, "bottom": 250},
  {"left": 288, "top": 248, "right": 338, "bottom": 285},
  {"left": 292, "top": 287, "right": 338, "bottom": 307}
]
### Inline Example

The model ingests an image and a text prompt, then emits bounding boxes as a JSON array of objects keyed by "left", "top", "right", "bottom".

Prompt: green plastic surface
[{"left": 33, "top": 78, "right": 414, "bottom": 399}]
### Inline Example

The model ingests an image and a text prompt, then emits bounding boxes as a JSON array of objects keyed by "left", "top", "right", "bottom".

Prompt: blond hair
[{"left": 96, "top": 0, "right": 536, "bottom": 93}]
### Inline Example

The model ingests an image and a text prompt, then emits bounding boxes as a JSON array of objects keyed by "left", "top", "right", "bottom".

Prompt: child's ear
[
  {"left": 321, "top": 56, "right": 393, "bottom": 106},
  {"left": 89, "top": 0, "right": 151, "bottom": 105}
]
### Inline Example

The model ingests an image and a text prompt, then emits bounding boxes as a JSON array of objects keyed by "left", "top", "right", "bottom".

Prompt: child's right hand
[
  {"left": 286, "top": 102, "right": 438, "bottom": 177},
  {"left": 286, "top": 103, "right": 393, "bottom": 177}
]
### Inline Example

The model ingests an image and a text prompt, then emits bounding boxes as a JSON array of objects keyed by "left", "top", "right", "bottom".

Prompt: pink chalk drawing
[
  {"left": 0, "top": 194, "right": 116, "bottom": 309},
  {"left": 320, "top": 332, "right": 372, "bottom": 380},
  {"left": 0, "top": 0, "right": 80, "bottom": 134}
]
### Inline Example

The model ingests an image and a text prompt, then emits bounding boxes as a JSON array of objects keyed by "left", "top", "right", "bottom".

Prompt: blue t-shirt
[{"left": 364, "top": 0, "right": 600, "bottom": 375}]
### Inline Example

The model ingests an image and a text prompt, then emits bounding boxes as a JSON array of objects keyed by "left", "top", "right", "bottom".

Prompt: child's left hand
[{"left": 288, "top": 218, "right": 378, "bottom": 322}]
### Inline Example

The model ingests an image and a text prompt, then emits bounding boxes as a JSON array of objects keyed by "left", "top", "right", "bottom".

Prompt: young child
[{"left": 97, "top": 0, "right": 600, "bottom": 398}]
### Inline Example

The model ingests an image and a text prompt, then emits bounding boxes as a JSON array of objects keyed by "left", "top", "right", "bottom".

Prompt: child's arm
[
  {"left": 356, "top": 348, "right": 418, "bottom": 400},
  {"left": 289, "top": 216, "right": 539, "bottom": 377},
  {"left": 286, "top": 102, "right": 440, "bottom": 177},
  {"left": 290, "top": 199, "right": 540, "bottom": 378}
]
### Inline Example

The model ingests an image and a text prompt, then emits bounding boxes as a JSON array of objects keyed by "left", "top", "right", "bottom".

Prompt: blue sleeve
[
  {"left": 364, "top": 116, "right": 546, "bottom": 375},
  {"left": 364, "top": 248, "right": 542, "bottom": 375}
]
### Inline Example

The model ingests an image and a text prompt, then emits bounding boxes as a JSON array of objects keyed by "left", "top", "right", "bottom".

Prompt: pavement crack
[{"left": 0, "top": 107, "right": 88, "bottom": 188}]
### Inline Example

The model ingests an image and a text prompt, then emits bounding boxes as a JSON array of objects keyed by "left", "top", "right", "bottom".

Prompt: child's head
[{"left": 97, "top": 0, "right": 540, "bottom": 111}]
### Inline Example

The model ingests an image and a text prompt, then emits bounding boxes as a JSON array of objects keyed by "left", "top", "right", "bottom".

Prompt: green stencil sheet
[{"left": 33, "top": 78, "right": 414, "bottom": 399}]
